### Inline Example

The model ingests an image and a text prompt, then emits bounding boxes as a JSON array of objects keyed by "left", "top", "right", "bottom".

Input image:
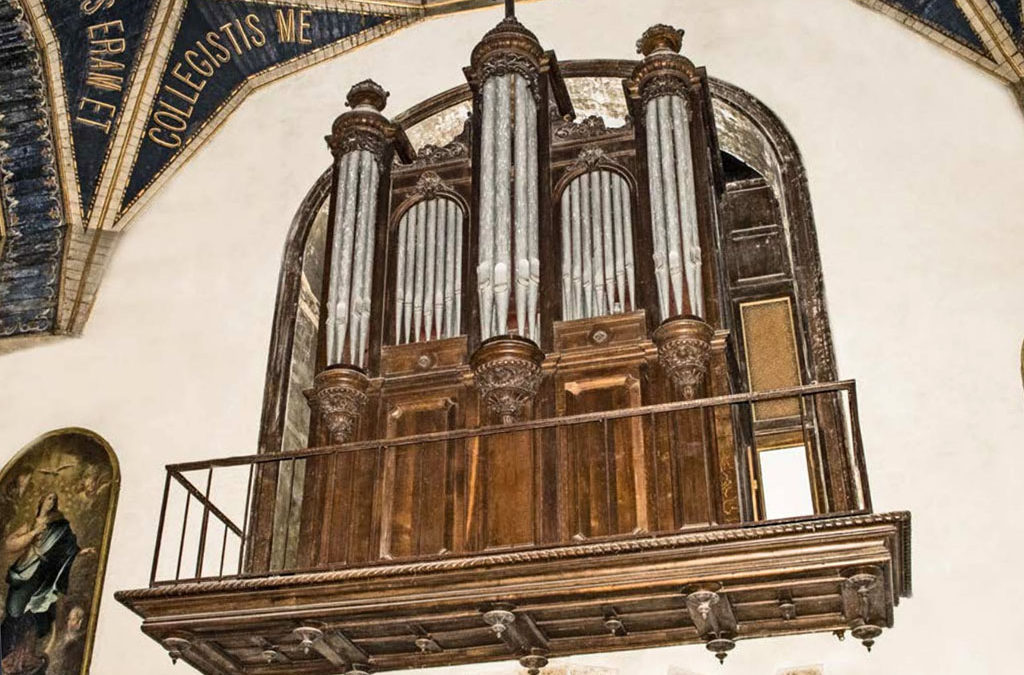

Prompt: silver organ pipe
[
  {"left": 514, "top": 75, "right": 530, "bottom": 339},
  {"left": 423, "top": 199, "right": 438, "bottom": 340},
  {"left": 444, "top": 201, "right": 458, "bottom": 338},
  {"left": 569, "top": 179, "right": 583, "bottom": 320},
  {"left": 525, "top": 83, "right": 540, "bottom": 339},
  {"left": 671, "top": 96, "right": 703, "bottom": 317},
  {"left": 434, "top": 201, "right": 448, "bottom": 340},
  {"left": 393, "top": 196, "right": 465, "bottom": 345},
  {"left": 559, "top": 189, "right": 573, "bottom": 319},
  {"left": 618, "top": 177, "right": 636, "bottom": 310},
  {"left": 402, "top": 204, "right": 417, "bottom": 343},
  {"left": 589, "top": 167, "right": 606, "bottom": 317},
  {"left": 476, "top": 72, "right": 540, "bottom": 342},
  {"left": 477, "top": 77, "right": 497, "bottom": 341},
  {"left": 559, "top": 170, "right": 636, "bottom": 321},
  {"left": 326, "top": 149, "right": 380, "bottom": 369},
  {"left": 454, "top": 207, "right": 463, "bottom": 337},
  {"left": 412, "top": 200, "right": 427, "bottom": 342},
  {"left": 600, "top": 171, "right": 616, "bottom": 313},
  {"left": 657, "top": 95, "right": 685, "bottom": 317},
  {"left": 394, "top": 213, "right": 407, "bottom": 343},
  {"left": 579, "top": 172, "right": 593, "bottom": 317},
  {"left": 644, "top": 102, "right": 670, "bottom": 320},
  {"left": 644, "top": 92, "right": 704, "bottom": 319}
]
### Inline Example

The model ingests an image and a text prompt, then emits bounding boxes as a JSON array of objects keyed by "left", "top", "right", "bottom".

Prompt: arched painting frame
[{"left": 0, "top": 428, "right": 120, "bottom": 675}]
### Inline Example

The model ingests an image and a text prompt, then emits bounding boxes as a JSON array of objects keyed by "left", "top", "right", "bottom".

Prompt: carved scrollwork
[
  {"left": 329, "top": 131, "right": 388, "bottom": 167},
  {"left": 481, "top": 53, "right": 540, "bottom": 101},
  {"left": 653, "top": 317, "right": 714, "bottom": 399},
  {"left": 570, "top": 146, "right": 608, "bottom": 173},
  {"left": 553, "top": 114, "right": 632, "bottom": 141},
  {"left": 640, "top": 73, "right": 690, "bottom": 106},
  {"left": 470, "top": 336, "right": 545, "bottom": 424},
  {"left": 305, "top": 366, "right": 370, "bottom": 444},
  {"left": 409, "top": 171, "right": 452, "bottom": 200},
  {"left": 412, "top": 117, "right": 471, "bottom": 166}
]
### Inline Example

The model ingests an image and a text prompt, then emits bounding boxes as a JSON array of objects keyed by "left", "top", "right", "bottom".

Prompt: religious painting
[{"left": 0, "top": 428, "right": 119, "bottom": 675}]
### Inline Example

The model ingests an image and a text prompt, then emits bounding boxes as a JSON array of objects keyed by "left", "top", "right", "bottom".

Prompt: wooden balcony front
[{"left": 116, "top": 380, "right": 911, "bottom": 674}]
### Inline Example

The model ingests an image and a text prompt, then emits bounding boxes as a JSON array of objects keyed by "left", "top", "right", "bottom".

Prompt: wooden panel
[
  {"left": 740, "top": 298, "right": 802, "bottom": 420},
  {"left": 380, "top": 336, "right": 468, "bottom": 377},
  {"left": 721, "top": 179, "right": 791, "bottom": 286},
  {"left": 382, "top": 397, "right": 458, "bottom": 559},
  {"left": 552, "top": 311, "right": 647, "bottom": 353},
  {"left": 561, "top": 373, "right": 647, "bottom": 538},
  {"left": 477, "top": 429, "right": 536, "bottom": 549}
]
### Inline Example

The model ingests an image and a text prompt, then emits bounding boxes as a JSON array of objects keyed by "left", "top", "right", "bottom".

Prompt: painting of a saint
[{"left": 0, "top": 429, "right": 118, "bottom": 675}]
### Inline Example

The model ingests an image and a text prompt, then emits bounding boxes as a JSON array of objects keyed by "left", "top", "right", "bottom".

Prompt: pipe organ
[{"left": 118, "top": 17, "right": 910, "bottom": 675}]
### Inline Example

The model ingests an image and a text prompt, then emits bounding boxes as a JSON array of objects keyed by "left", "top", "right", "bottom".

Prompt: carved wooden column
[
  {"left": 626, "top": 25, "right": 729, "bottom": 401},
  {"left": 309, "top": 79, "right": 413, "bottom": 444},
  {"left": 461, "top": 16, "right": 573, "bottom": 553}
]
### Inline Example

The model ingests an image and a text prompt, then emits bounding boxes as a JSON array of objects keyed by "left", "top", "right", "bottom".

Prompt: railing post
[
  {"left": 846, "top": 383, "right": 873, "bottom": 512},
  {"left": 195, "top": 468, "right": 213, "bottom": 579},
  {"left": 149, "top": 471, "right": 172, "bottom": 586}
]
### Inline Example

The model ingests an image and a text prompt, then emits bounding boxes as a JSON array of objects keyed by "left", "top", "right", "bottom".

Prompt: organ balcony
[{"left": 117, "top": 17, "right": 911, "bottom": 675}]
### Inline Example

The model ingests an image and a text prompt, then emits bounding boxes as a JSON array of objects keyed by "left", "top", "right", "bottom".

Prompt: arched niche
[
  {"left": 0, "top": 427, "right": 120, "bottom": 675},
  {"left": 256, "top": 60, "right": 838, "bottom": 456}
]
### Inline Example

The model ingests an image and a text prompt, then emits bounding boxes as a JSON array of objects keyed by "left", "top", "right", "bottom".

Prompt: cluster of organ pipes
[
  {"left": 645, "top": 93, "right": 704, "bottom": 319},
  {"left": 393, "top": 197, "right": 465, "bottom": 344},
  {"left": 326, "top": 149, "right": 381, "bottom": 368},
  {"left": 559, "top": 170, "right": 637, "bottom": 320},
  {"left": 477, "top": 72, "right": 541, "bottom": 342}
]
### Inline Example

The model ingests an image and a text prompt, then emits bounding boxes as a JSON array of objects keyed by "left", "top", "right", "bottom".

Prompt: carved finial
[
  {"left": 636, "top": 24, "right": 685, "bottom": 56},
  {"left": 505, "top": 0, "right": 515, "bottom": 19},
  {"left": 346, "top": 79, "right": 389, "bottom": 111}
]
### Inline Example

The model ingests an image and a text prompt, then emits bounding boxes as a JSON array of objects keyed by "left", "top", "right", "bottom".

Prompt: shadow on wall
[{"left": 0, "top": 428, "right": 119, "bottom": 675}]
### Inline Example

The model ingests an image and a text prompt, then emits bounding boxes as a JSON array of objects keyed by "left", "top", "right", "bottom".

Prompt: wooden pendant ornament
[
  {"left": 305, "top": 365, "right": 370, "bottom": 443},
  {"left": 470, "top": 336, "right": 545, "bottom": 423},
  {"left": 653, "top": 317, "right": 714, "bottom": 399}
]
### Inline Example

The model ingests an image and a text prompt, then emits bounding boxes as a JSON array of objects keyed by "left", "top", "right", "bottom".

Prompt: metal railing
[{"left": 148, "top": 380, "right": 871, "bottom": 586}]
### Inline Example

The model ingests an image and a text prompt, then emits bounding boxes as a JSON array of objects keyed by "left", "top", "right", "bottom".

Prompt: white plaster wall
[{"left": 2, "top": 0, "right": 1023, "bottom": 672}]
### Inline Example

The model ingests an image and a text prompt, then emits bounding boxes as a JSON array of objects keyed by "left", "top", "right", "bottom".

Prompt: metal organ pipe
[
  {"left": 559, "top": 170, "right": 636, "bottom": 321},
  {"left": 525, "top": 82, "right": 540, "bottom": 337},
  {"left": 589, "top": 168, "right": 606, "bottom": 317},
  {"left": 393, "top": 196, "right": 465, "bottom": 345},
  {"left": 477, "top": 77, "right": 497, "bottom": 341},
  {"left": 325, "top": 150, "right": 380, "bottom": 369},
  {"left": 493, "top": 75, "right": 513, "bottom": 338},
  {"left": 644, "top": 92, "right": 704, "bottom": 319},
  {"left": 671, "top": 96, "right": 704, "bottom": 317},
  {"left": 476, "top": 72, "right": 540, "bottom": 342},
  {"left": 644, "top": 102, "right": 670, "bottom": 320},
  {"left": 579, "top": 172, "right": 593, "bottom": 318}
]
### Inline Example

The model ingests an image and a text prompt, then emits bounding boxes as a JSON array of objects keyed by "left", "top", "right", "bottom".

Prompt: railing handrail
[{"left": 166, "top": 380, "right": 857, "bottom": 473}]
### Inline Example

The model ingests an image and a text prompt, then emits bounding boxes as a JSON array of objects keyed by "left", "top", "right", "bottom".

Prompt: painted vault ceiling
[{"left": 0, "top": 0, "right": 1021, "bottom": 344}]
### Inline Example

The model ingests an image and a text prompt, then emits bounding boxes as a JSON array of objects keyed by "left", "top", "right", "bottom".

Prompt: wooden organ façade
[{"left": 117, "top": 18, "right": 911, "bottom": 675}]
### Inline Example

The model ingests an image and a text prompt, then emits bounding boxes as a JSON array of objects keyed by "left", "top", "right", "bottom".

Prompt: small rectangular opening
[{"left": 759, "top": 445, "right": 814, "bottom": 520}]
